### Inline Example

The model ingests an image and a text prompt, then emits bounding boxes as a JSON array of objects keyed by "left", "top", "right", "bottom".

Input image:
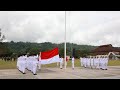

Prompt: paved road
[{"left": 0, "top": 66, "right": 120, "bottom": 79}]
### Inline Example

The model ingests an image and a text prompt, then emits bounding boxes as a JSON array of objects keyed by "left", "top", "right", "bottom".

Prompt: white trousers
[{"left": 72, "top": 61, "right": 74, "bottom": 69}]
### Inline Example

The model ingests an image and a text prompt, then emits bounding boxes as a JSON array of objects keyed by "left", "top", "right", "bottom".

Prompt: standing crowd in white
[
  {"left": 17, "top": 55, "right": 108, "bottom": 75},
  {"left": 80, "top": 56, "right": 109, "bottom": 70},
  {"left": 17, "top": 55, "right": 64, "bottom": 75},
  {"left": 17, "top": 55, "right": 39, "bottom": 75}
]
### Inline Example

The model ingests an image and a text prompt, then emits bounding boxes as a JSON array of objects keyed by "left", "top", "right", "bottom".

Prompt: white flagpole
[{"left": 64, "top": 11, "right": 67, "bottom": 69}]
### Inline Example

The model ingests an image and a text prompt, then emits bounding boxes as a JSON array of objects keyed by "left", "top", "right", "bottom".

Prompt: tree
[
  {"left": 28, "top": 47, "right": 40, "bottom": 55},
  {"left": 0, "top": 28, "right": 5, "bottom": 42},
  {"left": 59, "top": 48, "right": 64, "bottom": 57},
  {"left": 0, "top": 28, "right": 11, "bottom": 59},
  {"left": 79, "top": 49, "right": 90, "bottom": 57}
]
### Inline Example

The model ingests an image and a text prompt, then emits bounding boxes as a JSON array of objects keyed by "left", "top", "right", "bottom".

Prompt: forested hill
[{"left": 1, "top": 41, "right": 97, "bottom": 58}]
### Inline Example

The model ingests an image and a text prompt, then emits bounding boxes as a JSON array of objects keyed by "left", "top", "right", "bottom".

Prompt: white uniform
[
  {"left": 83, "top": 58, "right": 87, "bottom": 68},
  {"left": 102, "top": 57, "right": 108, "bottom": 70},
  {"left": 72, "top": 57, "right": 75, "bottom": 69},
  {"left": 105, "top": 57, "right": 108, "bottom": 70},
  {"left": 101, "top": 57, "right": 105, "bottom": 70},
  {"left": 29, "top": 56, "right": 33, "bottom": 74},
  {"left": 17, "top": 56, "right": 26, "bottom": 74},
  {"left": 86, "top": 58, "right": 88, "bottom": 68},
  {"left": 80, "top": 58, "right": 83, "bottom": 67},
  {"left": 60, "top": 58, "right": 63, "bottom": 69},
  {"left": 38, "top": 61, "right": 41, "bottom": 70},
  {"left": 94, "top": 57, "right": 97, "bottom": 68},
  {"left": 82, "top": 58, "right": 84, "bottom": 67},
  {"left": 90, "top": 58, "right": 94, "bottom": 69},
  {"left": 26, "top": 56, "right": 29, "bottom": 70},
  {"left": 32, "top": 56, "right": 38, "bottom": 75},
  {"left": 17, "top": 56, "right": 21, "bottom": 69},
  {"left": 86, "top": 58, "right": 90, "bottom": 68},
  {"left": 99, "top": 57, "right": 102, "bottom": 69},
  {"left": 27, "top": 56, "right": 31, "bottom": 71},
  {"left": 96, "top": 58, "right": 100, "bottom": 69},
  {"left": 22, "top": 56, "right": 27, "bottom": 73}
]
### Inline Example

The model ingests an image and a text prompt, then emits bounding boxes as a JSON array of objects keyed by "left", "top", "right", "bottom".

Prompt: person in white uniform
[
  {"left": 105, "top": 56, "right": 108, "bottom": 70},
  {"left": 94, "top": 56, "right": 98, "bottom": 69},
  {"left": 80, "top": 57, "right": 83, "bottom": 67},
  {"left": 22, "top": 55, "right": 27, "bottom": 74},
  {"left": 72, "top": 56, "right": 75, "bottom": 70},
  {"left": 90, "top": 56, "right": 94, "bottom": 69},
  {"left": 87, "top": 57, "right": 90, "bottom": 68},
  {"left": 101, "top": 56, "right": 105, "bottom": 70},
  {"left": 17, "top": 55, "right": 26, "bottom": 74},
  {"left": 102, "top": 56, "right": 108, "bottom": 70},
  {"left": 96, "top": 56, "right": 100, "bottom": 69},
  {"left": 32, "top": 55, "right": 38, "bottom": 75},
  {"left": 17, "top": 55, "right": 21, "bottom": 69},
  {"left": 99, "top": 56, "right": 102, "bottom": 69},
  {"left": 38, "top": 52, "right": 41, "bottom": 70},
  {"left": 83, "top": 57, "right": 87, "bottom": 68},
  {"left": 86, "top": 57, "right": 88, "bottom": 68},
  {"left": 38, "top": 56, "right": 42, "bottom": 70},
  {"left": 60, "top": 57, "right": 63, "bottom": 69}
]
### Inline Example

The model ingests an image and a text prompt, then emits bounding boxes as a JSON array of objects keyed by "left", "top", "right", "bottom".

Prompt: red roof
[{"left": 92, "top": 44, "right": 120, "bottom": 54}]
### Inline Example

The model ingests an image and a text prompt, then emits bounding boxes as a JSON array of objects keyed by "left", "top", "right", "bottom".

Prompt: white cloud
[{"left": 0, "top": 11, "right": 120, "bottom": 47}]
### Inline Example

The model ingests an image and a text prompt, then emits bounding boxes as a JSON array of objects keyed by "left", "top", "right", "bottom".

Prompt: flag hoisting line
[{"left": 64, "top": 11, "right": 67, "bottom": 69}]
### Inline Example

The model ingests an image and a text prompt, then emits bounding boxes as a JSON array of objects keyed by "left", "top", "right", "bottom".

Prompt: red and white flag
[{"left": 39, "top": 47, "right": 60, "bottom": 64}]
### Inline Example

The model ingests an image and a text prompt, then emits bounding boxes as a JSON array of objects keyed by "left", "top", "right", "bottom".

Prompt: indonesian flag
[{"left": 39, "top": 47, "right": 60, "bottom": 64}]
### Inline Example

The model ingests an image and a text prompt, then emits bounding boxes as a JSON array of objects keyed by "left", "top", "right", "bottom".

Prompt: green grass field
[
  {"left": 0, "top": 60, "right": 17, "bottom": 69},
  {"left": 0, "top": 59, "right": 120, "bottom": 69}
]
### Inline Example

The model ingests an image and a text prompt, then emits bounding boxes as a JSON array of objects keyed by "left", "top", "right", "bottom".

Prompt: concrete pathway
[{"left": 0, "top": 66, "right": 120, "bottom": 79}]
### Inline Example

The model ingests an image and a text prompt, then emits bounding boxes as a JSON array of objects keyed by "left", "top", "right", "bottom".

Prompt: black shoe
[
  {"left": 23, "top": 73, "right": 26, "bottom": 74},
  {"left": 60, "top": 68, "right": 62, "bottom": 69},
  {"left": 34, "top": 74, "right": 37, "bottom": 75}
]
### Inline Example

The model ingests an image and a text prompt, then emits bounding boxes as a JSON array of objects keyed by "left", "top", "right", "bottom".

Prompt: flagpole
[{"left": 64, "top": 11, "right": 66, "bottom": 69}]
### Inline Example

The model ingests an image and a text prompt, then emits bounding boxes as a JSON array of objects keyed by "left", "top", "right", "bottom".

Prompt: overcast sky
[{"left": 0, "top": 11, "right": 120, "bottom": 47}]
